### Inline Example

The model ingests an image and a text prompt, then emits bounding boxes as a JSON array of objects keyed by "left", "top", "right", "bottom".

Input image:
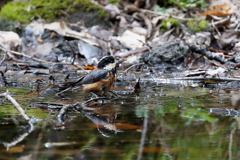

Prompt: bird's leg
[
  {"left": 90, "top": 92, "right": 99, "bottom": 99},
  {"left": 109, "top": 91, "right": 119, "bottom": 98}
]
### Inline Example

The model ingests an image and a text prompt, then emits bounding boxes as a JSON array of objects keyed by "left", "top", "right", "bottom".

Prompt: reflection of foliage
[
  {"left": 136, "top": 105, "right": 150, "bottom": 118},
  {"left": 80, "top": 137, "right": 97, "bottom": 151},
  {"left": 0, "top": 0, "right": 108, "bottom": 23},
  {"left": 181, "top": 108, "right": 218, "bottom": 125}
]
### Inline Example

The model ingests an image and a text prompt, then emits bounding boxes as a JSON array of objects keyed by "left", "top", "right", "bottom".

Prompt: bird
[{"left": 57, "top": 56, "right": 122, "bottom": 97}]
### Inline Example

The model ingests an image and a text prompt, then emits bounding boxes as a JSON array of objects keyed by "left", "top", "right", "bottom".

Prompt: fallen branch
[
  {"left": 0, "top": 90, "right": 29, "bottom": 121},
  {"left": 189, "top": 45, "right": 226, "bottom": 64},
  {"left": 0, "top": 89, "right": 35, "bottom": 149},
  {"left": 57, "top": 104, "right": 73, "bottom": 123},
  {"left": 123, "top": 62, "right": 145, "bottom": 73},
  {"left": 0, "top": 45, "right": 84, "bottom": 70},
  {"left": 3, "top": 126, "right": 33, "bottom": 150}
]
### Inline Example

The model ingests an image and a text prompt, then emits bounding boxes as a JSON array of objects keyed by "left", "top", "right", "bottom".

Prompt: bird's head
[{"left": 97, "top": 56, "right": 123, "bottom": 70}]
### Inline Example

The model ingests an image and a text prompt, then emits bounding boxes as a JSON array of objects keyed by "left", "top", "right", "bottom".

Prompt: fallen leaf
[
  {"left": 43, "top": 21, "right": 98, "bottom": 46},
  {"left": 115, "top": 30, "right": 145, "bottom": 49},
  {"left": 216, "top": 30, "right": 240, "bottom": 49},
  {"left": 83, "top": 65, "right": 96, "bottom": 70},
  {"left": 0, "top": 31, "right": 21, "bottom": 50},
  {"left": 202, "top": 3, "right": 233, "bottom": 16}
]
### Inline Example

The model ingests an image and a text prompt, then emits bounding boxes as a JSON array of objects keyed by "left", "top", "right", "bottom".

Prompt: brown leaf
[
  {"left": 202, "top": 3, "right": 233, "bottom": 16},
  {"left": 83, "top": 65, "right": 96, "bottom": 70}
]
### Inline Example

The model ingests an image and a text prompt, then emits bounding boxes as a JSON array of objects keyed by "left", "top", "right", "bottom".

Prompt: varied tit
[{"left": 58, "top": 56, "right": 123, "bottom": 96}]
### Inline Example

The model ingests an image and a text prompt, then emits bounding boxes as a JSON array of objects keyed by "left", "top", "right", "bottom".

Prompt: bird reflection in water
[{"left": 76, "top": 103, "right": 123, "bottom": 137}]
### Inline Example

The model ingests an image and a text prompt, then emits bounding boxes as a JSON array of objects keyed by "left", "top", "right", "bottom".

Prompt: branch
[
  {"left": 0, "top": 45, "right": 83, "bottom": 69},
  {"left": 0, "top": 90, "right": 29, "bottom": 121}
]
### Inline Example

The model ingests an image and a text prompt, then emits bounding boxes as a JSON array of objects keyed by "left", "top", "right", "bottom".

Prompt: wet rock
[{"left": 141, "top": 40, "right": 190, "bottom": 67}]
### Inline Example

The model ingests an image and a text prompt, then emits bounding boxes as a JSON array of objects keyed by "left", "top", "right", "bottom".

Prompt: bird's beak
[{"left": 116, "top": 59, "right": 124, "bottom": 65}]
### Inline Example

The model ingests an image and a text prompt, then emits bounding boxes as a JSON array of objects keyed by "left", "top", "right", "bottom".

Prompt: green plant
[
  {"left": 161, "top": 18, "right": 180, "bottom": 31},
  {"left": 186, "top": 19, "right": 209, "bottom": 32},
  {"left": 0, "top": 0, "right": 108, "bottom": 23}
]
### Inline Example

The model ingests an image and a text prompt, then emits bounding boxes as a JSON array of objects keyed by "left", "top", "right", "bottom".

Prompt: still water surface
[{"left": 0, "top": 78, "right": 239, "bottom": 160}]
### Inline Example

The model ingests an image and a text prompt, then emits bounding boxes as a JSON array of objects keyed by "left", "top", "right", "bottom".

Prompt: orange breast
[{"left": 82, "top": 72, "right": 115, "bottom": 95}]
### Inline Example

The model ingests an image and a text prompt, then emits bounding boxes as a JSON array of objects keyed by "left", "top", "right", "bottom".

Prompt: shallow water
[{"left": 0, "top": 77, "right": 240, "bottom": 160}]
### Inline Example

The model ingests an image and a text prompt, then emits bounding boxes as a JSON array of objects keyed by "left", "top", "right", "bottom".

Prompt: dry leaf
[
  {"left": 0, "top": 31, "right": 21, "bottom": 50},
  {"left": 43, "top": 21, "right": 98, "bottom": 46},
  {"left": 83, "top": 65, "right": 96, "bottom": 70},
  {"left": 216, "top": 30, "right": 240, "bottom": 49},
  {"left": 202, "top": 3, "right": 233, "bottom": 16},
  {"left": 115, "top": 30, "right": 145, "bottom": 49}
]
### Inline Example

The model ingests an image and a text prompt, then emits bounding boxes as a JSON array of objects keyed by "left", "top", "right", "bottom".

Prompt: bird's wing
[{"left": 74, "top": 69, "right": 108, "bottom": 86}]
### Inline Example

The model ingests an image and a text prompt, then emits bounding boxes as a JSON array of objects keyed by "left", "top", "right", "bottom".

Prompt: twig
[
  {"left": 0, "top": 90, "right": 35, "bottom": 150},
  {"left": 3, "top": 128, "right": 31, "bottom": 150},
  {"left": 211, "top": 19, "right": 221, "bottom": 36},
  {"left": 141, "top": 9, "right": 193, "bottom": 21},
  {"left": 137, "top": 116, "right": 148, "bottom": 160},
  {"left": 124, "top": 63, "right": 145, "bottom": 73},
  {"left": 137, "top": 12, "right": 152, "bottom": 38},
  {"left": 189, "top": 45, "right": 226, "bottom": 64},
  {"left": 0, "top": 90, "right": 29, "bottom": 121},
  {"left": 0, "top": 45, "right": 83, "bottom": 68},
  {"left": 228, "top": 129, "right": 235, "bottom": 160},
  {"left": 57, "top": 104, "right": 73, "bottom": 123},
  {"left": 0, "top": 51, "right": 6, "bottom": 65},
  {"left": 66, "top": 41, "right": 77, "bottom": 65}
]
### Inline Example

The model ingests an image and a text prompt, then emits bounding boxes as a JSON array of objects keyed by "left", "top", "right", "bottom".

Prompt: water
[{"left": 0, "top": 78, "right": 239, "bottom": 160}]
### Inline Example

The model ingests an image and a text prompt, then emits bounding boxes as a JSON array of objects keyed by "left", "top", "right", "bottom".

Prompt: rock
[{"left": 141, "top": 40, "right": 190, "bottom": 67}]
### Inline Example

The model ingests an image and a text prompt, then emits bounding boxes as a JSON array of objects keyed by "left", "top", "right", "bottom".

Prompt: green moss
[
  {"left": 161, "top": 18, "right": 180, "bottom": 31},
  {"left": 0, "top": 0, "right": 108, "bottom": 23},
  {"left": 186, "top": 19, "right": 209, "bottom": 32},
  {"left": 169, "top": 0, "right": 206, "bottom": 8},
  {"left": 108, "top": 0, "right": 120, "bottom": 4}
]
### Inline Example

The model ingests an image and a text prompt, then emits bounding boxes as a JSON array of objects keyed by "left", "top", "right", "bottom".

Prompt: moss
[
  {"left": 108, "top": 0, "right": 120, "bottom": 4},
  {"left": 0, "top": 0, "right": 108, "bottom": 23},
  {"left": 186, "top": 19, "right": 209, "bottom": 32},
  {"left": 161, "top": 18, "right": 180, "bottom": 31},
  {"left": 169, "top": 0, "right": 206, "bottom": 8}
]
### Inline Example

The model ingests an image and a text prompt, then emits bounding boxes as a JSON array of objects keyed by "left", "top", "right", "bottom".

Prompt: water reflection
[
  {"left": 76, "top": 103, "right": 123, "bottom": 137},
  {"left": 2, "top": 82, "right": 240, "bottom": 159}
]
